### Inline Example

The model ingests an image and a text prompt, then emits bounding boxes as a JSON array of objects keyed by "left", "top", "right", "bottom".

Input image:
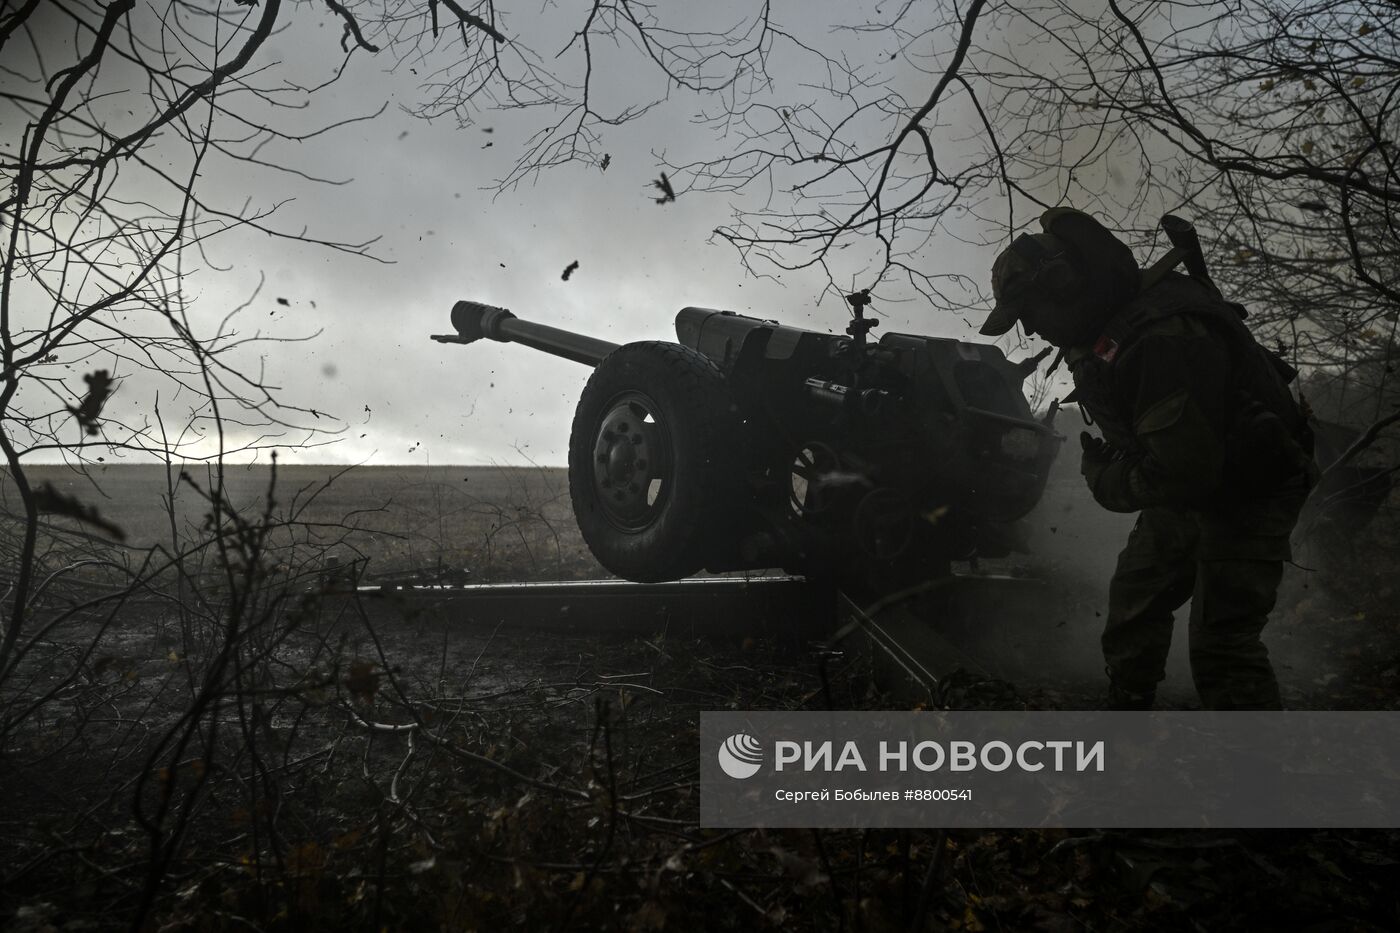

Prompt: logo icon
[{"left": 718, "top": 733, "right": 763, "bottom": 779}]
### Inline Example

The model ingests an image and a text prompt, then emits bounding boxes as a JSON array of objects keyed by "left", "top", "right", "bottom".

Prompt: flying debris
[
  {"left": 67, "top": 369, "right": 114, "bottom": 436},
  {"left": 652, "top": 173, "right": 676, "bottom": 204}
]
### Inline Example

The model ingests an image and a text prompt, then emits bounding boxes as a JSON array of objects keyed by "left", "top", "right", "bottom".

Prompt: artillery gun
[{"left": 433, "top": 295, "right": 1061, "bottom": 592}]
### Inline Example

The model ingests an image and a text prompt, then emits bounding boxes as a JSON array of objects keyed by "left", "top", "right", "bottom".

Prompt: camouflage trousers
[{"left": 1101, "top": 485, "right": 1308, "bottom": 710}]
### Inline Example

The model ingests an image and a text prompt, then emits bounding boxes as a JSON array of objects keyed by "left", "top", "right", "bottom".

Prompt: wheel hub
[{"left": 592, "top": 397, "right": 664, "bottom": 529}]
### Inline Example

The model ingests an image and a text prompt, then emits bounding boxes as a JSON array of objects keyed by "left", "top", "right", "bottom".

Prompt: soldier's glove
[
  {"left": 1080, "top": 430, "right": 1119, "bottom": 490},
  {"left": 1080, "top": 431, "right": 1109, "bottom": 459},
  {"left": 1080, "top": 429, "right": 1117, "bottom": 467},
  {"left": 1079, "top": 431, "right": 1140, "bottom": 512}
]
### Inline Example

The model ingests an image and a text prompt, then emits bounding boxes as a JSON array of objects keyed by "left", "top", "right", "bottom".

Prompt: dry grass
[
  {"left": 2, "top": 463, "right": 1399, "bottom": 932},
  {"left": 0, "top": 464, "right": 605, "bottom": 584}
]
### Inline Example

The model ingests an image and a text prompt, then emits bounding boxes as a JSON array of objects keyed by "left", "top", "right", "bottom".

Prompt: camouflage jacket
[{"left": 1067, "top": 272, "right": 1314, "bottom": 514}]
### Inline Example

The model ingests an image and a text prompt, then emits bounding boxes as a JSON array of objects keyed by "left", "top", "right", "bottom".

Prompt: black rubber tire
[{"left": 568, "top": 341, "right": 734, "bottom": 582}]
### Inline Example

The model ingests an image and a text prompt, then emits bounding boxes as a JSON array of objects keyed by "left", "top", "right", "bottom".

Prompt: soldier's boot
[{"left": 1104, "top": 668, "right": 1156, "bottom": 711}]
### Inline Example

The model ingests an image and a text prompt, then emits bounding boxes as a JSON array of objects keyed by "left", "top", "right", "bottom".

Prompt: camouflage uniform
[
  {"left": 1067, "top": 274, "right": 1314, "bottom": 709},
  {"left": 983, "top": 210, "right": 1315, "bottom": 710}
]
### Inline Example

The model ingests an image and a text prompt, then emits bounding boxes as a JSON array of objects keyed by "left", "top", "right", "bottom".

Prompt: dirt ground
[{"left": 2, "top": 461, "right": 1399, "bottom": 930}]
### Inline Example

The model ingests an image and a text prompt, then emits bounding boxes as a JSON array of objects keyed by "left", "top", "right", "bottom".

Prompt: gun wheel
[
  {"left": 569, "top": 341, "right": 734, "bottom": 582},
  {"left": 789, "top": 442, "right": 841, "bottom": 517}
]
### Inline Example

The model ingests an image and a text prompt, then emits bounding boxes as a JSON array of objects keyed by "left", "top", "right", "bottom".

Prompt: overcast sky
[{"left": 16, "top": 1, "right": 1067, "bottom": 467}]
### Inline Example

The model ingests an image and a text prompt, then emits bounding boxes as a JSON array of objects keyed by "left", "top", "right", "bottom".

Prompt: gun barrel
[{"left": 436, "top": 300, "right": 619, "bottom": 367}]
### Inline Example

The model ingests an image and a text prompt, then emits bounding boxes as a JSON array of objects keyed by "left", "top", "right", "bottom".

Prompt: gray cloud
[{"left": 10, "top": 1, "right": 1042, "bottom": 466}]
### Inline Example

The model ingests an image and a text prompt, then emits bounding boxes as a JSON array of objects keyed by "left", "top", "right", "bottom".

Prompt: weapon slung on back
[{"left": 1141, "top": 214, "right": 1222, "bottom": 298}]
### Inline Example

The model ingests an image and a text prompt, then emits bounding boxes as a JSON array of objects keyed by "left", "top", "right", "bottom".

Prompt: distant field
[
  {"left": 0, "top": 463, "right": 605, "bottom": 582},
  {"left": 1, "top": 448, "right": 1132, "bottom": 587}
]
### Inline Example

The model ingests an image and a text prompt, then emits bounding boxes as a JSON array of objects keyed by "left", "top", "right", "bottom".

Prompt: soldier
[{"left": 980, "top": 209, "right": 1316, "bottom": 710}]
